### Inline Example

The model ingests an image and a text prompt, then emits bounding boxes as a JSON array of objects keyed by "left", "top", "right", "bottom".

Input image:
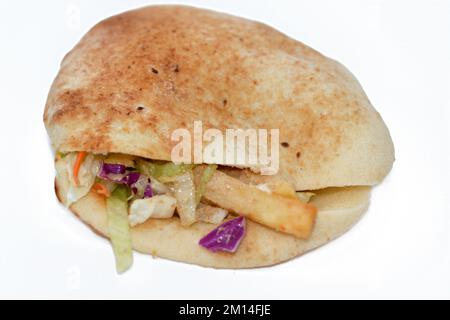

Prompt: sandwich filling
[{"left": 56, "top": 151, "right": 317, "bottom": 272}]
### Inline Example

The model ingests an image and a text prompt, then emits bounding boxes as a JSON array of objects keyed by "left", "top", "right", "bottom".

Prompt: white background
[{"left": 0, "top": 0, "right": 449, "bottom": 299}]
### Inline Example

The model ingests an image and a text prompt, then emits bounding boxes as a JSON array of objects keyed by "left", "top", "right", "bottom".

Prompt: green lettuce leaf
[
  {"left": 195, "top": 164, "right": 218, "bottom": 204},
  {"left": 136, "top": 160, "right": 194, "bottom": 182},
  {"left": 106, "top": 185, "right": 133, "bottom": 273}
]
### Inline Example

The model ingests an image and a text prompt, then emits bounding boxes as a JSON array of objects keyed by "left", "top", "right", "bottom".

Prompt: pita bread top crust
[{"left": 44, "top": 5, "right": 394, "bottom": 190}]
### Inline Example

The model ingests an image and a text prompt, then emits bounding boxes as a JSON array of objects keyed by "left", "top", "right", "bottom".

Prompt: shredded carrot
[
  {"left": 73, "top": 151, "right": 87, "bottom": 186},
  {"left": 92, "top": 182, "right": 110, "bottom": 197}
]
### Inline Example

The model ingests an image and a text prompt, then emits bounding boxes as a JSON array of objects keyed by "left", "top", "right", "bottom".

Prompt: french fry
[
  {"left": 196, "top": 203, "right": 228, "bottom": 224},
  {"left": 261, "top": 180, "right": 297, "bottom": 198},
  {"left": 195, "top": 168, "right": 317, "bottom": 239}
]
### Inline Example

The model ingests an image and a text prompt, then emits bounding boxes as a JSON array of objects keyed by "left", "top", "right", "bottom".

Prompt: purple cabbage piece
[
  {"left": 97, "top": 162, "right": 153, "bottom": 199},
  {"left": 144, "top": 183, "right": 153, "bottom": 198},
  {"left": 98, "top": 163, "right": 127, "bottom": 182},
  {"left": 199, "top": 216, "right": 246, "bottom": 253},
  {"left": 101, "top": 163, "right": 126, "bottom": 175},
  {"left": 121, "top": 172, "right": 140, "bottom": 186},
  {"left": 129, "top": 174, "right": 152, "bottom": 198}
]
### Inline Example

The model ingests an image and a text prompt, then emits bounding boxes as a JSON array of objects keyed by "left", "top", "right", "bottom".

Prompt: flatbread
[
  {"left": 55, "top": 160, "right": 370, "bottom": 268},
  {"left": 44, "top": 5, "right": 394, "bottom": 191}
]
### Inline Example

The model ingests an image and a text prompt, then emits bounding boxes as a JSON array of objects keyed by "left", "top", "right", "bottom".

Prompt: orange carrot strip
[
  {"left": 92, "top": 182, "right": 110, "bottom": 197},
  {"left": 73, "top": 151, "right": 87, "bottom": 186}
]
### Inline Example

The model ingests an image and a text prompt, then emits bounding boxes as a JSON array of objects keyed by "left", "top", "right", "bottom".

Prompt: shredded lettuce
[
  {"left": 106, "top": 185, "right": 133, "bottom": 273},
  {"left": 195, "top": 164, "right": 217, "bottom": 204},
  {"left": 172, "top": 170, "right": 197, "bottom": 226},
  {"left": 64, "top": 153, "right": 101, "bottom": 206},
  {"left": 136, "top": 160, "right": 194, "bottom": 182},
  {"left": 94, "top": 177, "right": 118, "bottom": 195}
]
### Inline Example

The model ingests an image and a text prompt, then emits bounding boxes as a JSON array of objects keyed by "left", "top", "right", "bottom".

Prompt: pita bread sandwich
[{"left": 44, "top": 5, "right": 394, "bottom": 272}]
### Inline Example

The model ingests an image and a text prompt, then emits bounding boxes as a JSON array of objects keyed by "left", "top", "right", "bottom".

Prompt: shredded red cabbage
[
  {"left": 131, "top": 174, "right": 153, "bottom": 199},
  {"left": 199, "top": 216, "right": 246, "bottom": 253},
  {"left": 122, "top": 172, "right": 140, "bottom": 186},
  {"left": 97, "top": 162, "right": 153, "bottom": 199},
  {"left": 100, "top": 163, "right": 126, "bottom": 175},
  {"left": 144, "top": 184, "right": 153, "bottom": 198}
]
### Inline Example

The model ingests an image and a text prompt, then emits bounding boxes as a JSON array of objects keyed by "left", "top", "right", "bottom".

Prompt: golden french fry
[
  {"left": 199, "top": 169, "right": 317, "bottom": 239},
  {"left": 262, "top": 180, "right": 297, "bottom": 198},
  {"left": 196, "top": 203, "right": 228, "bottom": 224}
]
